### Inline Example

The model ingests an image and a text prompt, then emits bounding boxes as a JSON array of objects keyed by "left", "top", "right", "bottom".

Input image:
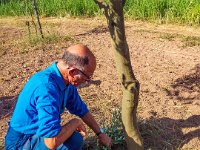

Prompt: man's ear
[{"left": 68, "top": 68, "right": 77, "bottom": 77}]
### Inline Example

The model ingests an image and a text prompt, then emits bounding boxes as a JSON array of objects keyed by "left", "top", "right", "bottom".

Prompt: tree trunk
[{"left": 94, "top": 0, "right": 144, "bottom": 149}]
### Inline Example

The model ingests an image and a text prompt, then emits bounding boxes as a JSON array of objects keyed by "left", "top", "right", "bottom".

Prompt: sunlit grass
[{"left": 0, "top": 0, "right": 200, "bottom": 25}]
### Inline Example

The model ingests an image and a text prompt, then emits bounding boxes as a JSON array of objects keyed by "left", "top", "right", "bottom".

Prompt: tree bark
[{"left": 94, "top": 0, "right": 144, "bottom": 149}]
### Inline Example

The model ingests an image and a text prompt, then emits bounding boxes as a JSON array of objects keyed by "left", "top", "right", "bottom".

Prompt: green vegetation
[
  {"left": 0, "top": 0, "right": 100, "bottom": 17},
  {"left": 182, "top": 36, "right": 200, "bottom": 47},
  {"left": 124, "top": 0, "right": 200, "bottom": 25},
  {"left": 27, "top": 33, "right": 74, "bottom": 46},
  {"left": 0, "top": 0, "right": 200, "bottom": 25},
  {"left": 83, "top": 109, "right": 126, "bottom": 150},
  {"left": 101, "top": 109, "right": 126, "bottom": 150}
]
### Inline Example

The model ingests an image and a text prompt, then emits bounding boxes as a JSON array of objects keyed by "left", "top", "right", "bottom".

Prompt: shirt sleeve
[
  {"left": 66, "top": 85, "right": 89, "bottom": 118},
  {"left": 34, "top": 84, "right": 62, "bottom": 138}
]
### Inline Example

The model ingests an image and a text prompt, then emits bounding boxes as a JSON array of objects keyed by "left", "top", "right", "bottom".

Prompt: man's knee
[{"left": 64, "top": 131, "right": 84, "bottom": 150}]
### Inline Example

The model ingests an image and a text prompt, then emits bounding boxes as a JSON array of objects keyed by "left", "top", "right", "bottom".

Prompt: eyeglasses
[{"left": 77, "top": 69, "right": 92, "bottom": 81}]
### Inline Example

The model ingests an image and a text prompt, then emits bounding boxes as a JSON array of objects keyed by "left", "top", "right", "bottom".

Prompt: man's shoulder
[
  {"left": 30, "top": 67, "right": 55, "bottom": 83},
  {"left": 23, "top": 70, "right": 57, "bottom": 95}
]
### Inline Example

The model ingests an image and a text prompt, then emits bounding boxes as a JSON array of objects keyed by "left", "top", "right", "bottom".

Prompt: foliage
[
  {"left": 0, "top": 0, "right": 200, "bottom": 25},
  {"left": 97, "top": 109, "right": 126, "bottom": 150},
  {"left": 103, "top": 109, "right": 125, "bottom": 148}
]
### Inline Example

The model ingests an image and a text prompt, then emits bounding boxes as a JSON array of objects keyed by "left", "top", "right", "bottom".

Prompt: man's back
[{"left": 10, "top": 62, "right": 62, "bottom": 136}]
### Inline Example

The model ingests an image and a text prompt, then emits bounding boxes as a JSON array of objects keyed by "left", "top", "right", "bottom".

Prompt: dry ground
[{"left": 0, "top": 17, "right": 200, "bottom": 150}]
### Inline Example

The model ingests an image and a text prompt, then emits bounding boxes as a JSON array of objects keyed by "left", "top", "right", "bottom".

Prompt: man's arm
[
  {"left": 44, "top": 118, "right": 86, "bottom": 149},
  {"left": 81, "top": 112, "right": 112, "bottom": 147}
]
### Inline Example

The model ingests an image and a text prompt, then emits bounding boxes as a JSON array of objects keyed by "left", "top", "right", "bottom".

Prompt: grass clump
[
  {"left": 160, "top": 33, "right": 176, "bottom": 41},
  {"left": 182, "top": 36, "right": 200, "bottom": 47},
  {"left": 19, "top": 33, "right": 75, "bottom": 54},
  {"left": 28, "top": 34, "right": 74, "bottom": 46}
]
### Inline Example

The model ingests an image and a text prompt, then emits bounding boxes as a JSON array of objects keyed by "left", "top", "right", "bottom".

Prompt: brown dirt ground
[{"left": 0, "top": 17, "right": 200, "bottom": 150}]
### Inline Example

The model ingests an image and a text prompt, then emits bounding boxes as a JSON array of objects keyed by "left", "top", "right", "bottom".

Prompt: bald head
[
  {"left": 61, "top": 44, "right": 96, "bottom": 75},
  {"left": 67, "top": 44, "right": 92, "bottom": 57}
]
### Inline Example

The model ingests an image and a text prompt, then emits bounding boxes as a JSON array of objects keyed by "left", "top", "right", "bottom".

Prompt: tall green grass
[
  {"left": 0, "top": 0, "right": 100, "bottom": 17},
  {"left": 124, "top": 0, "right": 200, "bottom": 24},
  {"left": 0, "top": 0, "right": 200, "bottom": 25}
]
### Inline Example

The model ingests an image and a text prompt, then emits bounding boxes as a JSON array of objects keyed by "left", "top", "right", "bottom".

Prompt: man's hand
[
  {"left": 98, "top": 133, "right": 112, "bottom": 148},
  {"left": 76, "top": 122, "right": 87, "bottom": 137},
  {"left": 81, "top": 112, "right": 112, "bottom": 147}
]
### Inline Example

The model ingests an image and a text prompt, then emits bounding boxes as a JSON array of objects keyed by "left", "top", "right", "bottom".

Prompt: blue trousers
[{"left": 5, "top": 126, "right": 84, "bottom": 150}]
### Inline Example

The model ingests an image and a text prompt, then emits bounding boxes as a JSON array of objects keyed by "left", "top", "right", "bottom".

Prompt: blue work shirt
[{"left": 9, "top": 62, "right": 89, "bottom": 138}]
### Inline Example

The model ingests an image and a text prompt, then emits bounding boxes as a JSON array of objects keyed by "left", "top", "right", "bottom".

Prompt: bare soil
[{"left": 0, "top": 17, "right": 200, "bottom": 150}]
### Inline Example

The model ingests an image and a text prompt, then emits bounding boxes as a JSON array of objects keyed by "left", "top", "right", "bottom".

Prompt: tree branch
[
  {"left": 93, "top": 0, "right": 109, "bottom": 19},
  {"left": 93, "top": 0, "right": 107, "bottom": 9}
]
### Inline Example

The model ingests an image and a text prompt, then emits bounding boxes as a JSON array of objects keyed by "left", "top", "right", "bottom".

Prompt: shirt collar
[{"left": 50, "top": 61, "right": 67, "bottom": 91}]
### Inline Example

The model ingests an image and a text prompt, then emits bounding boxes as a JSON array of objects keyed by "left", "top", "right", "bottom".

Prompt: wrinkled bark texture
[{"left": 94, "top": 0, "right": 144, "bottom": 149}]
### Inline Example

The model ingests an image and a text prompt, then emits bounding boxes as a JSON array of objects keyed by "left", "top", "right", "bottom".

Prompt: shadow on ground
[
  {"left": 75, "top": 26, "right": 108, "bottom": 37},
  {"left": 165, "top": 64, "right": 200, "bottom": 103},
  {"left": 83, "top": 114, "right": 200, "bottom": 150},
  {"left": 139, "top": 115, "right": 200, "bottom": 149},
  {"left": 0, "top": 96, "right": 17, "bottom": 119},
  {"left": 143, "top": 64, "right": 200, "bottom": 149}
]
